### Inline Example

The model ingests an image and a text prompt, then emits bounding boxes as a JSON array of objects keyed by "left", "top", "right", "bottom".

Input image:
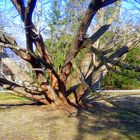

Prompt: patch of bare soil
[{"left": 0, "top": 94, "right": 140, "bottom": 140}]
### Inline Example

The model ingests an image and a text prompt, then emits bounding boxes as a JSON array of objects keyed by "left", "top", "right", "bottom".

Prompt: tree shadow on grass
[{"left": 76, "top": 95, "right": 140, "bottom": 140}]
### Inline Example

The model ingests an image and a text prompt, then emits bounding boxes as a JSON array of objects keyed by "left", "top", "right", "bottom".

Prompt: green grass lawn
[{"left": 0, "top": 92, "right": 32, "bottom": 104}]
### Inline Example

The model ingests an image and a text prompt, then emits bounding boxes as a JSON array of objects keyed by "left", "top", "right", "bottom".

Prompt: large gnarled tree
[{"left": 0, "top": 0, "right": 140, "bottom": 110}]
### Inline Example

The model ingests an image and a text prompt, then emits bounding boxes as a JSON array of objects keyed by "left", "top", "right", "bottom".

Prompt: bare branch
[
  {"left": 10, "top": 1, "right": 62, "bottom": 91},
  {"left": 106, "top": 58, "right": 140, "bottom": 72},
  {"left": 0, "top": 78, "right": 49, "bottom": 104},
  {"left": 91, "top": 40, "right": 140, "bottom": 73},
  {"left": 61, "top": 0, "right": 120, "bottom": 83},
  {"left": 105, "top": 64, "right": 140, "bottom": 80},
  {"left": 0, "top": 42, "right": 31, "bottom": 61}
]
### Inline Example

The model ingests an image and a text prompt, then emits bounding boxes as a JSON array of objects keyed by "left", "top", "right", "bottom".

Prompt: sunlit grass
[{"left": 0, "top": 92, "right": 31, "bottom": 104}]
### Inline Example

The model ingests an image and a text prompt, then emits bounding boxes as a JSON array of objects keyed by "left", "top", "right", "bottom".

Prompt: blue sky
[{"left": 121, "top": 0, "right": 140, "bottom": 24}]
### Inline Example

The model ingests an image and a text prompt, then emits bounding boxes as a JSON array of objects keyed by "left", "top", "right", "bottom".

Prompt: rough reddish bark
[{"left": 0, "top": 0, "right": 139, "bottom": 109}]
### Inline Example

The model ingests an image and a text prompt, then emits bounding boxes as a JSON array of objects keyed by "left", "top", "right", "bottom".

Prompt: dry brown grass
[{"left": 0, "top": 93, "right": 140, "bottom": 140}]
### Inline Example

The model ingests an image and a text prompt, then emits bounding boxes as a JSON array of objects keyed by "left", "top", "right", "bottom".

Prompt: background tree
[{"left": 0, "top": 0, "right": 140, "bottom": 110}]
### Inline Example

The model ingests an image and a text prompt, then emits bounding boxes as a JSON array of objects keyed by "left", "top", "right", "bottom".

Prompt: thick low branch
[
  {"left": 0, "top": 32, "right": 65, "bottom": 98},
  {"left": 0, "top": 78, "right": 48, "bottom": 104},
  {"left": 0, "top": 42, "right": 31, "bottom": 61},
  {"left": 0, "top": 31, "right": 61, "bottom": 102}
]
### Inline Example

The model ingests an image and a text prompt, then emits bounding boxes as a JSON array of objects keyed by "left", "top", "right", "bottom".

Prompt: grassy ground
[
  {"left": 0, "top": 92, "right": 32, "bottom": 105},
  {"left": 0, "top": 92, "right": 140, "bottom": 140}
]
